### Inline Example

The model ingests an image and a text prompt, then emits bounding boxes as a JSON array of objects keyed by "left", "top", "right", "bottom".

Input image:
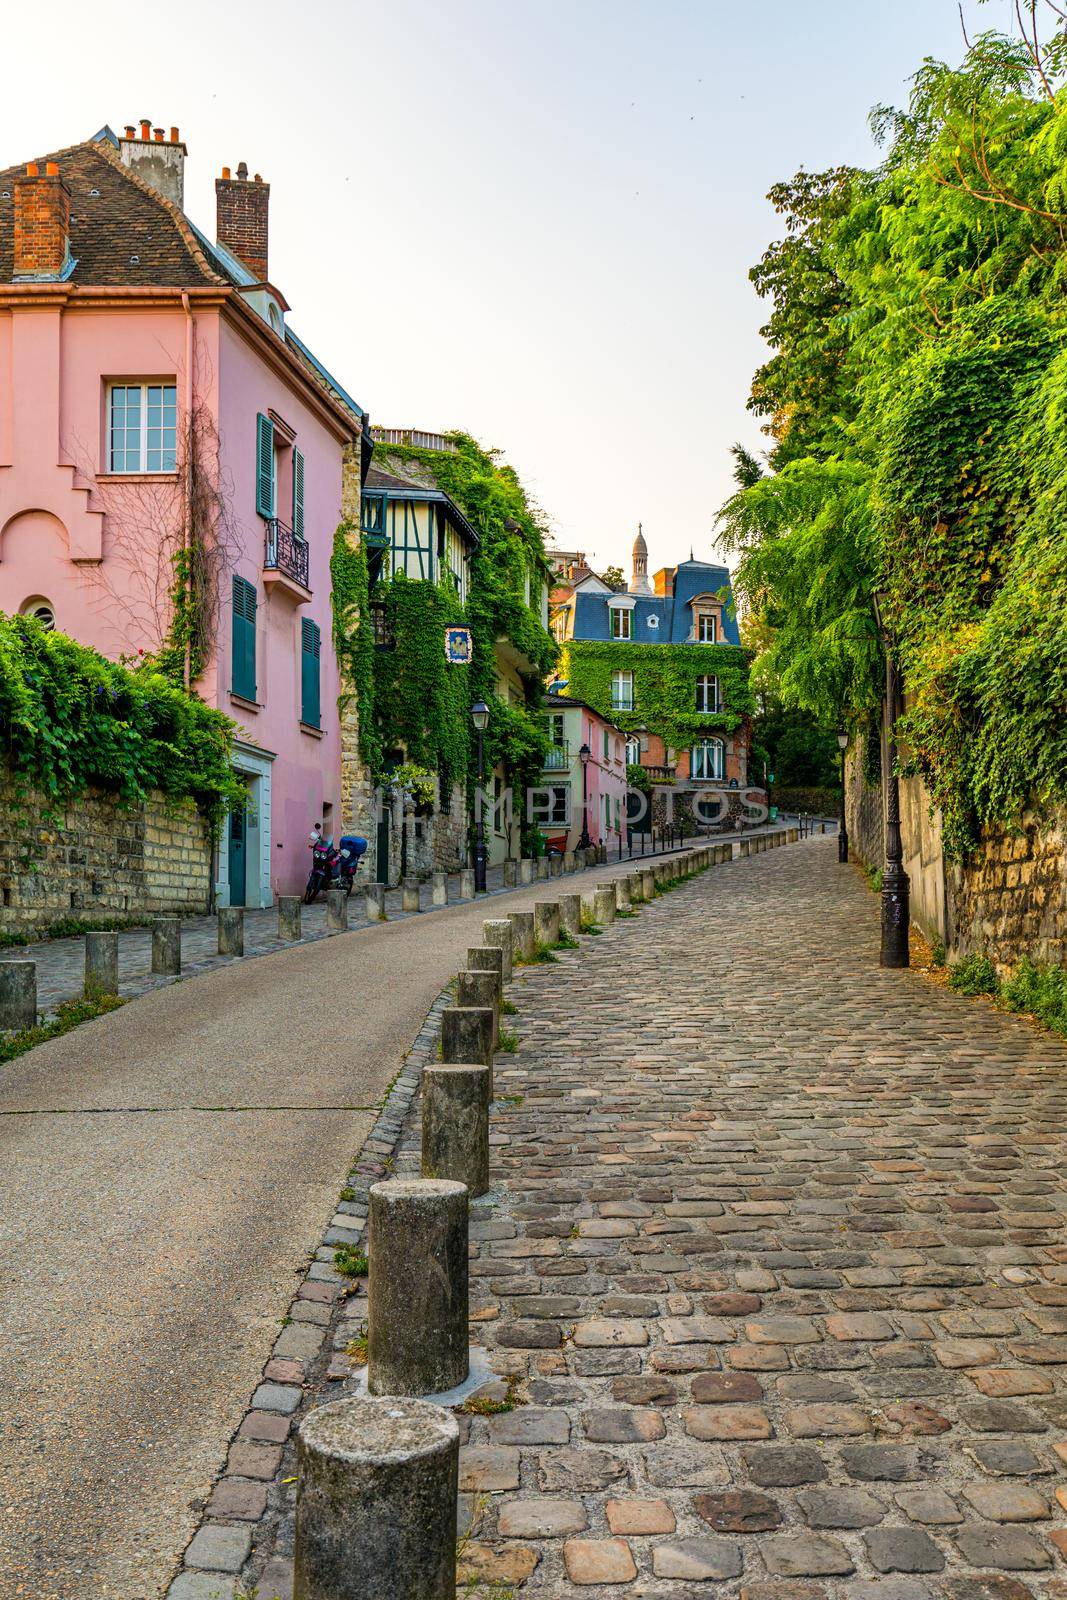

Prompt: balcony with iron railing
[
  {"left": 543, "top": 741, "right": 570, "bottom": 771},
  {"left": 263, "top": 518, "right": 310, "bottom": 599}
]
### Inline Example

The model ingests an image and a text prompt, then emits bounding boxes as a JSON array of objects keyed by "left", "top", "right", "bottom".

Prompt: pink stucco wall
[
  {"left": 0, "top": 294, "right": 351, "bottom": 902},
  {"left": 540, "top": 701, "right": 628, "bottom": 851}
]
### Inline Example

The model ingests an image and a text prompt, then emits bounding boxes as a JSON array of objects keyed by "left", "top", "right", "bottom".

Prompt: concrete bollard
[
  {"left": 327, "top": 888, "right": 349, "bottom": 931},
  {"left": 559, "top": 892, "right": 581, "bottom": 938},
  {"left": 615, "top": 877, "right": 632, "bottom": 913},
  {"left": 534, "top": 900, "right": 561, "bottom": 949},
  {"left": 401, "top": 879, "right": 420, "bottom": 914},
  {"left": 468, "top": 945, "right": 504, "bottom": 984},
  {"left": 639, "top": 867, "right": 655, "bottom": 900},
  {"left": 482, "top": 919, "right": 513, "bottom": 982},
  {"left": 508, "top": 910, "right": 535, "bottom": 964},
  {"left": 594, "top": 884, "right": 616, "bottom": 926},
  {"left": 294, "top": 1394, "right": 459, "bottom": 1600},
  {"left": 365, "top": 882, "right": 385, "bottom": 922},
  {"left": 218, "top": 906, "right": 244, "bottom": 956},
  {"left": 278, "top": 896, "right": 301, "bottom": 942},
  {"left": 84, "top": 930, "right": 119, "bottom": 999},
  {"left": 502, "top": 859, "right": 517, "bottom": 888},
  {"left": 457, "top": 968, "right": 500, "bottom": 1046},
  {"left": 459, "top": 868, "right": 475, "bottom": 899},
  {"left": 368, "top": 1178, "right": 469, "bottom": 1397},
  {"left": 519, "top": 857, "right": 534, "bottom": 885},
  {"left": 422, "top": 1064, "right": 491, "bottom": 1197},
  {"left": 563, "top": 850, "right": 576, "bottom": 874},
  {"left": 432, "top": 872, "right": 448, "bottom": 908},
  {"left": 598, "top": 842, "right": 608, "bottom": 864},
  {"left": 151, "top": 915, "right": 181, "bottom": 974},
  {"left": 0, "top": 961, "right": 37, "bottom": 1031},
  {"left": 535, "top": 856, "right": 549, "bottom": 880},
  {"left": 548, "top": 854, "right": 563, "bottom": 878},
  {"left": 441, "top": 1006, "right": 494, "bottom": 1071},
  {"left": 580, "top": 890, "right": 597, "bottom": 927}
]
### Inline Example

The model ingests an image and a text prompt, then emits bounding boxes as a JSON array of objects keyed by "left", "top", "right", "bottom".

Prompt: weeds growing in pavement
[
  {"left": 501, "top": 999, "right": 518, "bottom": 1016},
  {"left": 930, "top": 937, "right": 946, "bottom": 968},
  {"left": 555, "top": 931, "right": 580, "bottom": 949},
  {"left": 530, "top": 943, "right": 558, "bottom": 963},
  {"left": 333, "top": 1244, "right": 369, "bottom": 1279},
  {"left": 1001, "top": 957, "right": 1067, "bottom": 1037},
  {"left": 0, "top": 993, "right": 126, "bottom": 1065},
  {"left": 498, "top": 1029, "right": 519, "bottom": 1053},
  {"left": 345, "top": 1323, "right": 369, "bottom": 1366},
  {"left": 339, "top": 1186, "right": 356, "bottom": 1202}
]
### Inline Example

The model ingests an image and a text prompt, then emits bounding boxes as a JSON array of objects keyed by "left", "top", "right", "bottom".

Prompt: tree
[{"left": 599, "top": 565, "right": 627, "bottom": 592}]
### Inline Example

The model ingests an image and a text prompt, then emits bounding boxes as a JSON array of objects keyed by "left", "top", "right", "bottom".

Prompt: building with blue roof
[{"left": 552, "top": 530, "right": 759, "bottom": 828}]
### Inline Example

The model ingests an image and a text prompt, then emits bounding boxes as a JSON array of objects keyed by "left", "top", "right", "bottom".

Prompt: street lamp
[
  {"left": 577, "top": 742, "right": 592, "bottom": 850},
  {"left": 471, "top": 699, "right": 490, "bottom": 893},
  {"left": 837, "top": 730, "right": 849, "bottom": 864},
  {"left": 871, "top": 595, "right": 909, "bottom": 968}
]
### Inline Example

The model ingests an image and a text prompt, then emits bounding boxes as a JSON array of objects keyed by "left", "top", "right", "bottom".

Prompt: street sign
[{"left": 444, "top": 626, "right": 473, "bottom": 665}]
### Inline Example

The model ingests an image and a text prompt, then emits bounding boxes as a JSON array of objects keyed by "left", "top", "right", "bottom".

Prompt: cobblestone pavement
[{"left": 422, "top": 836, "right": 1067, "bottom": 1596}]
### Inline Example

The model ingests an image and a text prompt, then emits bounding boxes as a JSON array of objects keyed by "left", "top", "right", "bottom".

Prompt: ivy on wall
[
  {"left": 0, "top": 614, "right": 242, "bottom": 824},
  {"left": 330, "top": 523, "right": 380, "bottom": 777},
  {"left": 371, "top": 434, "right": 557, "bottom": 852},
  {"left": 371, "top": 575, "right": 471, "bottom": 793},
  {"left": 559, "top": 640, "right": 756, "bottom": 753}
]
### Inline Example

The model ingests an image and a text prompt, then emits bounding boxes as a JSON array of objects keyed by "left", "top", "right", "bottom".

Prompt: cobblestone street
[{"left": 410, "top": 835, "right": 1066, "bottom": 1596}]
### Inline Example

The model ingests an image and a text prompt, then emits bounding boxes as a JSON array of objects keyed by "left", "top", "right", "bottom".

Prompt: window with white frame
[
  {"left": 697, "top": 613, "right": 718, "bottom": 643},
  {"left": 625, "top": 735, "right": 641, "bottom": 765},
  {"left": 108, "top": 383, "right": 177, "bottom": 472},
  {"left": 690, "top": 737, "right": 725, "bottom": 780},
  {"left": 695, "top": 674, "right": 720, "bottom": 713},
  {"left": 611, "top": 669, "right": 634, "bottom": 710},
  {"left": 546, "top": 784, "right": 570, "bottom": 825},
  {"left": 610, "top": 606, "right": 632, "bottom": 640}
]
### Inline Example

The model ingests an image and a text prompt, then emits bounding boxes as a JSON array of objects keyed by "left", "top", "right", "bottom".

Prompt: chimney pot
[
  {"left": 170, "top": 127, "right": 179, "bottom": 142},
  {"left": 140, "top": 119, "right": 151, "bottom": 139},
  {"left": 26, "top": 161, "right": 39, "bottom": 176},
  {"left": 153, "top": 127, "right": 164, "bottom": 142},
  {"left": 237, "top": 161, "right": 249, "bottom": 180},
  {"left": 125, "top": 125, "right": 136, "bottom": 139},
  {"left": 254, "top": 173, "right": 263, "bottom": 184},
  {"left": 221, "top": 166, "right": 231, "bottom": 179},
  {"left": 45, "top": 162, "right": 59, "bottom": 176}
]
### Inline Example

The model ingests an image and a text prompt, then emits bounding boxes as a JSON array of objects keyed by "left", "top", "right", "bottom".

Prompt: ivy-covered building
[
  {"left": 554, "top": 530, "right": 757, "bottom": 826},
  {"left": 335, "top": 430, "right": 556, "bottom": 882}
]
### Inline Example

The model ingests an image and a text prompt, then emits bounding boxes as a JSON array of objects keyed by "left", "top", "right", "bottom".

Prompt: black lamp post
[
  {"left": 837, "top": 730, "right": 849, "bottom": 864},
  {"left": 471, "top": 699, "right": 489, "bottom": 892},
  {"left": 577, "top": 742, "right": 591, "bottom": 850},
  {"left": 872, "top": 596, "right": 909, "bottom": 967}
]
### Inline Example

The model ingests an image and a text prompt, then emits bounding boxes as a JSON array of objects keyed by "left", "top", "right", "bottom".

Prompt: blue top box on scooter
[{"left": 338, "top": 836, "right": 368, "bottom": 865}]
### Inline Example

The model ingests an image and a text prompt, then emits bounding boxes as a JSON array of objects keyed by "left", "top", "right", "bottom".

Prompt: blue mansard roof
[{"left": 570, "top": 559, "right": 741, "bottom": 646}]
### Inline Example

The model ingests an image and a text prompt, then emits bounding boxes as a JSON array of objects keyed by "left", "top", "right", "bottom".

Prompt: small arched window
[
  {"left": 625, "top": 736, "right": 641, "bottom": 765},
  {"left": 21, "top": 599, "right": 55, "bottom": 631},
  {"left": 690, "top": 737, "right": 724, "bottom": 781}
]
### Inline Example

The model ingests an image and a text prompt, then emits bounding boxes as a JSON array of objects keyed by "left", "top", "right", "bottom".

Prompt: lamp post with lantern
[
  {"left": 471, "top": 699, "right": 490, "bottom": 893},
  {"left": 837, "top": 729, "right": 849, "bottom": 863},
  {"left": 871, "top": 595, "right": 909, "bottom": 968},
  {"left": 577, "top": 742, "right": 592, "bottom": 850}
]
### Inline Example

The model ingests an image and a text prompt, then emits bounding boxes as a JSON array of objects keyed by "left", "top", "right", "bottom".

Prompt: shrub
[
  {"left": 948, "top": 952, "right": 999, "bottom": 997},
  {"left": 770, "top": 785, "right": 839, "bottom": 816},
  {"left": 1001, "top": 958, "right": 1067, "bottom": 1037}
]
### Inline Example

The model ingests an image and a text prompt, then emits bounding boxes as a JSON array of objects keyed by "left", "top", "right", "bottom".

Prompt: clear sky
[{"left": 5, "top": 0, "right": 1017, "bottom": 574}]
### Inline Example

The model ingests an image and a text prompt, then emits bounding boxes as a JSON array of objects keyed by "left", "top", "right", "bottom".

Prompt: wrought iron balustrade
[
  {"left": 264, "top": 519, "right": 310, "bottom": 589},
  {"left": 543, "top": 741, "right": 569, "bottom": 771}
]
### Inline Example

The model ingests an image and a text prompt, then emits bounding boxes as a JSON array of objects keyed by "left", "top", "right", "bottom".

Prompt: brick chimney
[
  {"left": 13, "top": 162, "right": 72, "bottom": 280},
  {"left": 119, "top": 119, "right": 188, "bottom": 208},
  {"left": 215, "top": 162, "right": 269, "bottom": 281}
]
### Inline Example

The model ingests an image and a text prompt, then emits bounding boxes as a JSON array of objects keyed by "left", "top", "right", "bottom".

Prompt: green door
[
  {"left": 228, "top": 798, "right": 247, "bottom": 906},
  {"left": 376, "top": 813, "right": 390, "bottom": 887}
]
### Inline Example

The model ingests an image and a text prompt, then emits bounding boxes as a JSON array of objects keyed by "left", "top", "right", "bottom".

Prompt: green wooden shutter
[
  {"left": 232, "top": 576, "right": 257, "bottom": 700},
  {"left": 301, "top": 617, "right": 321, "bottom": 728},
  {"left": 292, "top": 447, "right": 305, "bottom": 537},
  {"left": 256, "top": 413, "right": 275, "bottom": 518}
]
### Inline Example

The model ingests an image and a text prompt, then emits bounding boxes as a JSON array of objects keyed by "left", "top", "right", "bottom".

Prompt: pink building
[
  {"left": 539, "top": 693, "right": 628, "bottom": 853},
  {"left": 0, "top": 122, "right": 367, "bottom": 904}
]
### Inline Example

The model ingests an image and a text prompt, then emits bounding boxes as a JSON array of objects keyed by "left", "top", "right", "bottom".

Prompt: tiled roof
[{"left": 0, "top": 138, "right": 228, "bottom": 288}]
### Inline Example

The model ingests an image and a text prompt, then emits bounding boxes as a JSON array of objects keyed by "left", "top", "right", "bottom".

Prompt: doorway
[{"left": 228, "top": 789, "right": 248, "bottom": 906}]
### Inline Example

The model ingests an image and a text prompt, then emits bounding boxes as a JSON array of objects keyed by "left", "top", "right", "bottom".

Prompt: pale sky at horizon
[{"left": 5, "top": 0, "right": 1019, "bottom": 575}]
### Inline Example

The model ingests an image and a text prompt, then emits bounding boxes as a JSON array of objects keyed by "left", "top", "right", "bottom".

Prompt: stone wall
[
  {"left": 0, "top": 771, "right": 212, "bottom": 933},
  {"left": 846, "top": 735, "right": 1067, "bottom": 970}
]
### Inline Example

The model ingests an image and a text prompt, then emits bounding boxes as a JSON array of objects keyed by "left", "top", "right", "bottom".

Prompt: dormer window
[
  {"left": 698, "top": 614, "right": 717, "bottom": 643},
  {"left": 610, "top": 606, "right": 632, "bottom": 640}
]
